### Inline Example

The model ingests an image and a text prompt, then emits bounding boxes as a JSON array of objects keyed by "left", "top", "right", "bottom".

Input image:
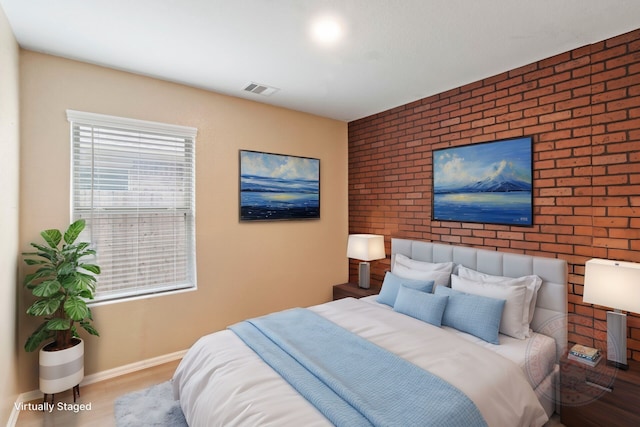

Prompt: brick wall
[{"left": 348, "top": 29, "right": 640, "bottom": 360}]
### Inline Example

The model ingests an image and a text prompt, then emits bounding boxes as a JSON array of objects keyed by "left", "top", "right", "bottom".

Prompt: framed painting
[
  {"left": 239, "top": 150, "right": 320, "bottom": 221},
  {"left": 432, "top": 137, "right": 533, "bottom": 226}
]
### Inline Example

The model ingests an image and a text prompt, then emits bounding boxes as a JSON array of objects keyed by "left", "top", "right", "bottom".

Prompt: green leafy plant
[{"left": 22, "top": 219, "right": 100, "bottom": 352}]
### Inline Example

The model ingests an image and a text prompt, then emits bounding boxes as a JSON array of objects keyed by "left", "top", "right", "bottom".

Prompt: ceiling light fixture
[{"left": 310, "top": 15, "right": 343, "bottom": 45}]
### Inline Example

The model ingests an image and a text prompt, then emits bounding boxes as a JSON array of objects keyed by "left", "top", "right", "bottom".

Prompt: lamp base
[
  {"left": 358, "top": 262, "right": 370, "bottom": 289},
  {"left": 607, "top": 310, "right": 628, "bottom": 369}
]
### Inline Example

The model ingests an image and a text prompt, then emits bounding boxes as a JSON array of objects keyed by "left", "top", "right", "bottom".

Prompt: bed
[{"left": 173, "top": 238, "right": 568, "bottom": 426}]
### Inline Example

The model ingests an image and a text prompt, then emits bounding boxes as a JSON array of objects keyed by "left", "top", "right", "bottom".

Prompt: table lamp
[
  {"left": 583, "top": 258, "right": 640, "bottom": 370},
  {"left": 347, "top": 234, "right": 386, "bottom": 289}
]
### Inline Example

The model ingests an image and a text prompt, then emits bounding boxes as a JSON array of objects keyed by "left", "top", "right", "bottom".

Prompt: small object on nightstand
[
  {"left": 568, "top": 344, "right": 602, "bottom": 367},
  {"left": 333, "top": 282, "right": 380, "bottom": 300}
]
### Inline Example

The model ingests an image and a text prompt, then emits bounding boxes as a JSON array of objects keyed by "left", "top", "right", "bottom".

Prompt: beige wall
[
  {"left": 0, "top": 5, "right": 20, "bottom": 424},
  {"left": 17, "top": 51, "right": 348, "bottom": 392}
]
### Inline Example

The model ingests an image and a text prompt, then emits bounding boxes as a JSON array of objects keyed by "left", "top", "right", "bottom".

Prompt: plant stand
[
  {"left": 43, "top": 384, "right": 80, "bottom": 405},
  {"left": 39, "top": 339, "right": 84, "bottom": 403}
]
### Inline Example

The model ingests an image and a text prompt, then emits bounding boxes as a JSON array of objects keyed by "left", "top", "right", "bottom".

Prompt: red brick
[
  {"left": 592, "top": 88, "right": 629, "bottom": 104},
  {"left": 608, "top": 75, "right": 640, "bottom": 91},
  {"left": 591, "top": 44, "right": 628, "bottom": 62},
  {"left": 555, "top": 55, "right": 591, "bottom": 73},
  {"left": 592, "top": 152, "right": 629, "bottom": 165},
  {"left": 592, "top": 110, "right": 628, "bottom": 124},
  {"left": 540, "top": 110, "right": 572, "bottom": 123},
  {"left": 592, "top": 67, "right": 627, "bottom": 84},
  {"left": 556, "top": 96, "right": 591, "bottom": 111},
  {"left": 608, "top": 96, "right": 640, "bottom": 112},
  {"left": 606, "top": 52, "right": 640, "bottom": 70}
]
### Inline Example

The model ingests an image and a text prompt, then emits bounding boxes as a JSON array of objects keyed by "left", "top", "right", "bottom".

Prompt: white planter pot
[{"left": 39, "top": 338, "right": 84, "bottom": 395}]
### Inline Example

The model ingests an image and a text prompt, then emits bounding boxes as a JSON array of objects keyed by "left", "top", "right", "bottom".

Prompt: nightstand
[
  {"left": 560, "top": 356, "right": 640, "bottom": 427},
  {"left": 332, "top": 282, "right": 380, "bottom": 300}
]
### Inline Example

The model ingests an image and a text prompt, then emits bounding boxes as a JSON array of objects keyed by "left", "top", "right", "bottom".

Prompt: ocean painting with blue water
[
  {"left": 240, "top": 150, "right": 320, "bottom": 221},
  {"left": 433, "top": 137, "right": 533, "bottom": 226}
]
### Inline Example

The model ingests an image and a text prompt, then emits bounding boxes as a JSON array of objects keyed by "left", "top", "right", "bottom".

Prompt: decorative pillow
[
  {"left": 392, "top": 254, "right": 454, "bottom": 287},
  {"left": 434, "top": 286, "right": 505, "bottom": 345},
  {"left": 457, "top": 265, "right": 542, "bottom": 325},
  {"left": 377, "top": 271, "right": 435, "bottom": 307},
  {"left": 451, "top": 275, "right": 529, "bottom": 339},
  {"left": 393, "top": 285, "right": 448, "bottom": 327}
]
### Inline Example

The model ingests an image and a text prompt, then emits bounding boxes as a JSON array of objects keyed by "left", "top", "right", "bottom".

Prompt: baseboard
[
  {"left": 81, "top": 349, "right": 187, "bottom": 386},
  {"left": 8, "top": 349, "right": 187, "bottom": 427},
  {"left": 6, "top": 405, "right": 20, "bottom": 427}
]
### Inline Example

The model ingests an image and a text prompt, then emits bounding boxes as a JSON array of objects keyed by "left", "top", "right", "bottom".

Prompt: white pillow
[
  {"left": 451, "top": 275, "right": 529, "bottom": 340},
  {"left": 457, "top": 265, "right": 542, "bottom": 324},
  {"left": 394, "top": 254, "right": 454, "bottom": 272},
  {"left": 393, "top": 254, "right": 454, "bottom": 287}
]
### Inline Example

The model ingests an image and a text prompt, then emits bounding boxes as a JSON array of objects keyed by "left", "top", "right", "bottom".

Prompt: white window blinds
[{"left": 67, "top": 110, "right": 197, "bottom": 303}]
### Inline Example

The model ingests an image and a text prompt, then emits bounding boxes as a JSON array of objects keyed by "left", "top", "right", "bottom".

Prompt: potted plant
[{"left": 22, "top": 219, "right": 100, "bottom": 399}]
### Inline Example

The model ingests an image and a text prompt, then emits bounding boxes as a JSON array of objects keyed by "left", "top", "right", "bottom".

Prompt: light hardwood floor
[
  {"left": 14, "top": 357, "right": 564, "bottom": 426},
  {"left": 15, "top": 359, "right": 181, "bottom": 427}
]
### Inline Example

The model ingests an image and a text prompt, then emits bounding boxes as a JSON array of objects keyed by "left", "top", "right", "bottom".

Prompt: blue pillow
[
  {"left": 394, "top": 285, "right": 449, "bottom": 327},
  {"left": 434, "top": 286, "right": 505, "bottom": 345},
  {"left": 377, "top": 272, "right": 434, "bottom": 307}
]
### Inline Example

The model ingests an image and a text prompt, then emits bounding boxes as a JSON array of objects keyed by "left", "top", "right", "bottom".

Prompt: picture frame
[
  {"left": 239, "top": 150, "right": 320, "bottom": 221},
  {"left": 432, "top": 137, "right": 533, "bottom": 226}
]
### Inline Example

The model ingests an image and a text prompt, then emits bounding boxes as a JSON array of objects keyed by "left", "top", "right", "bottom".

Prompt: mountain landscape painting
[
  {"left": 433, "top": 137, "right": 533, "bottom": 226},
  {"left": 240, "top": 150, "right": 320, "bottom": 221}
]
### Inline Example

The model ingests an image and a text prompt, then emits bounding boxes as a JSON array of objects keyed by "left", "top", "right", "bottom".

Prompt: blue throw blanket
[{"left": 230, "top": 308, "right": 487, "bottom": 427}]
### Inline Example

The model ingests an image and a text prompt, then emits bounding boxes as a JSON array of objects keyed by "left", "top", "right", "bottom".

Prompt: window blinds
[{"left": 67, "top": 110, "right": 197, "bottom": 302}]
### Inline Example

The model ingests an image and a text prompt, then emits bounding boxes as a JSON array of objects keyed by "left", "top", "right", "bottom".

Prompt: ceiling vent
[{"left": 243, "top": 82, "right": 280, "bottom": 96}]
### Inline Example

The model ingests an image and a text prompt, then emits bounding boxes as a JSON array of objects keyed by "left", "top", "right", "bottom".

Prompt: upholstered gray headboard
[{"left": 391, "top": 238, "right": 568, "bottom": 359}]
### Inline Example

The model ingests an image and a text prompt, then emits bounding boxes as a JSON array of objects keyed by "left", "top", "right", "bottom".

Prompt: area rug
[{"left": 114, "top": 381, "right": 187, "bottom": 427}]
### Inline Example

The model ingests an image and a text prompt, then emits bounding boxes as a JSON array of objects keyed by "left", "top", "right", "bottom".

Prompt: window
[{"left": 68, "top": 110, "right": 197, "bottom": 303}]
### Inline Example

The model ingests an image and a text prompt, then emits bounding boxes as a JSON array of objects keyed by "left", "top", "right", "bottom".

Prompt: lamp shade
[
  {"left": 347, "top": 234, "right": 386, "bottom": 261},
  {"left": 583, "top": 258, "right": 640, "bottom": 314}
]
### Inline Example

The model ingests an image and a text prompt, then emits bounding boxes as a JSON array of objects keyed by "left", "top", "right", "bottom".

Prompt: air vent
[{"left": 243, "top": 82, "right": 280, "bottom": 96}]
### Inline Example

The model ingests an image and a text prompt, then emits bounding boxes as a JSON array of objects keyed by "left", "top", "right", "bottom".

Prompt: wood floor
[
  {"left": 14, "top": 357, "right": 564, "bottom": 427},
  {"left": 15, "top": 359, "right": 181, "bottom": 427}
]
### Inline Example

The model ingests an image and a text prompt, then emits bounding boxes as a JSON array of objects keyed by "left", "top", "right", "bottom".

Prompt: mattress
[{"left": 173, "top": 297, "right": 548, "bottom": 427}]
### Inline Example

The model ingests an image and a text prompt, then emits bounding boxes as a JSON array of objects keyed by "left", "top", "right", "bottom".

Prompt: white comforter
[{"left": 173, "top": 297, "right": 548, "bottom": 427}]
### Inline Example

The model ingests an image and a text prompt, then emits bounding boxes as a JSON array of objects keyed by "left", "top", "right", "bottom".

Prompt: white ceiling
[{"left": 2, "top": 0, "right": 640, "bottom": 122}]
